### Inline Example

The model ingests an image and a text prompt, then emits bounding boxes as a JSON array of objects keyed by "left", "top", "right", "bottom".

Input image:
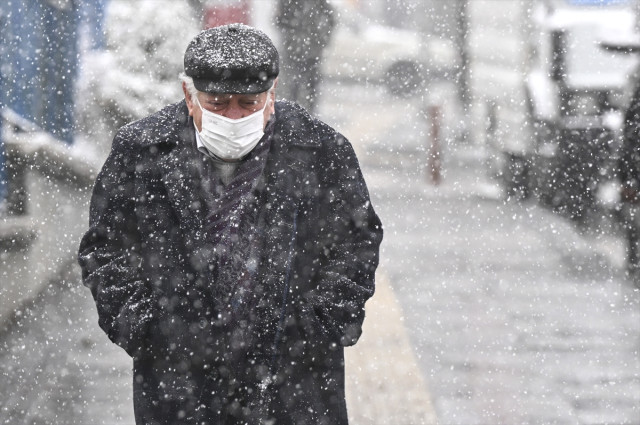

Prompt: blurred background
[{"left": 1, "top": 0, "right": 640, "bottom": 424}]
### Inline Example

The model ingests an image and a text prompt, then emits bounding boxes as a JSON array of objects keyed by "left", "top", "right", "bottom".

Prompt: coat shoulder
[
  {"left": 113, "top": 101, "right": 189, "bottom": 151},
  {"left": 274, "top": 100, "right": 347, "bottom": 151}
]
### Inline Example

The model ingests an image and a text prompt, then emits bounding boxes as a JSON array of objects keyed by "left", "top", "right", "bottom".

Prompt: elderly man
[{"left": 78, "top": 24, "right": 382, "bottom": 425}]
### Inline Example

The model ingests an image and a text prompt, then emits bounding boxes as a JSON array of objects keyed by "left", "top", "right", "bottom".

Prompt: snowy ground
[
  {"left": 319, "top": 80, "right": 640, "bottom": 425},
  {"left": 1, "top": 79, "right": 639, "bottom": 424}
]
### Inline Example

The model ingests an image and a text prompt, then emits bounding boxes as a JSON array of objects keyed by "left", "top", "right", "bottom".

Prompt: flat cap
[{"left": 184, "top": 24, "right": 279, "bottom": 94}]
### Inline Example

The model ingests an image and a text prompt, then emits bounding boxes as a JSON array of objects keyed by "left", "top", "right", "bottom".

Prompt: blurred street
[
  {"left": 1, "top": 78, "right": 640, "bottom": 424},
  {"left": 320, "top": 79, "right": 640, "bottom": 424}
]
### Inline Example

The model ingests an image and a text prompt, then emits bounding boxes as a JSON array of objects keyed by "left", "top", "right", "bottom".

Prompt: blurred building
[
  {"left": 2, "top": 1, "right": 80, "bottom": 145},
  {"left": 0, "top": 0, "right": 108, "bottom": 205}
]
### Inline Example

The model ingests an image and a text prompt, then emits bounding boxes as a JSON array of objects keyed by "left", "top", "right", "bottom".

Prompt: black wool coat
[{"left": 78, "top": 100, "right": 383, "bottom": 425}]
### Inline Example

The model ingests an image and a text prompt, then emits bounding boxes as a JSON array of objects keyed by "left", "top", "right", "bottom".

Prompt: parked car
[
  {"left": 468, "top": 0, "right": 638, "bottom": 220},
  {"left": 600, "top": 30, "right": 640, "bottom": 276},
  {"left": 323, "top": 1, "right": 456, "bottom": 95},
  {"left": 527, "top": 3, "right": 638, "bottom": 219}
]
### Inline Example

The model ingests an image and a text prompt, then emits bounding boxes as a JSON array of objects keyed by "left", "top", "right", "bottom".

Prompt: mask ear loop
[{"left": 192, "top": 94, "right": 204, "bottom": 112}]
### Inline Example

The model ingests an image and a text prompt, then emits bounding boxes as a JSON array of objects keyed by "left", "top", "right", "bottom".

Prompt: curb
[{"left": 345, "top": 271, "right": 438, "bottom": 424}]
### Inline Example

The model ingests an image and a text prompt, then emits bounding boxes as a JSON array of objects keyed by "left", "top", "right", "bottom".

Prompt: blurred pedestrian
[
  {"left": 78, "top": 24, "right": 382, "bottom": 425},
  {"left": 619, "top": 76, "right": 640, "bottom": 281},
  {"left": 3, "top": 0, "right": 80, "bottom": 144},
  {"left": 275, "top": 0, "right": 335, "bottom": 115}
]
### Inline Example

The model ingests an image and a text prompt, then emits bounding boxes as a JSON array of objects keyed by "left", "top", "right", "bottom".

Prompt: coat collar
[
  {"left": 138, "top": 99, "right": 322, "bottom": 150},
  {"left": 153, "top": 100, "right": 322, "bottom": 242},
  {"left": 136, "top": 100, "right": 192, "bottom": 148},
  {"left": 272, "top": 100, "right": 322, "bottom": 150}
]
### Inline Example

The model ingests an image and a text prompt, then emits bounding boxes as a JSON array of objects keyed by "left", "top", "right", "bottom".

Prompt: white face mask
[{"left": 194, "top": 95, "right": 270, "bottom": 160}]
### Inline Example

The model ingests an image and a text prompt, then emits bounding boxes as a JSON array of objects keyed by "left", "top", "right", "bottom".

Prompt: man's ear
[
  {"left": 269, "top": 78, "right": 278, "bottom": 104},
  {"left": 182, "top": 82, "right": 194, "bottom": 117}
]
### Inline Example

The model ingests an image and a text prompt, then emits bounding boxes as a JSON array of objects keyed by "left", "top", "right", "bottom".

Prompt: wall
[{"left": 0, "top": 126, "right": 98, "bottom": 329}]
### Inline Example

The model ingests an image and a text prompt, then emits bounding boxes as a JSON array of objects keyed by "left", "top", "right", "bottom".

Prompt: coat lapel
[
  {"left": 153, "top": 103, "right": 209, "bottom": 246},
  {"left": 266, "top": 100, "right": 323, "bottom": 211},
  {"left": 253, "top": 103, "right": 325, "bottom": 373},
  {"left": 160, "top": 144, "right": 208, "bottom": 240},
  {"left": 260, "top": 104, "right": 322, "bottom": 278}
]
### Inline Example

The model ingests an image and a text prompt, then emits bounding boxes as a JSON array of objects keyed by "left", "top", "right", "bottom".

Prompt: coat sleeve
[
  {"left": 78, "top": 129, "right": 158, "bottom": 358},
  {"left": 296, "top": 134, "right": 383, "bottom": 347}
]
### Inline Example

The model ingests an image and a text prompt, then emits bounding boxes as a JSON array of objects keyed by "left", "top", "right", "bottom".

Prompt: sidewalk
[
  {"left": 345, "top": 272, "right": 437, "bottom": 424},
  {"left": 360, "top": 137, "right": 640, "bottom": 424},
  {"left": 320, "top": 80, "right": 639, "bottom": 424}
]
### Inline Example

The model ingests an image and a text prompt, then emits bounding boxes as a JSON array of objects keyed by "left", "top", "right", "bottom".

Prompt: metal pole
[
  {"left": 427, "top": 105, "right": 442, "bottom": 185},
  {"left": 456, "top": 0, "right": 471, "bottom": 119},
  {"left": 0, "top": 4, "right": 6, "bottom": 204}
]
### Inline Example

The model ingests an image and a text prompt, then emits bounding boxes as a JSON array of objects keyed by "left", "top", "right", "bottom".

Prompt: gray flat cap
[{"left": 184, "top": 24, "right": 279, "bottom": 94}]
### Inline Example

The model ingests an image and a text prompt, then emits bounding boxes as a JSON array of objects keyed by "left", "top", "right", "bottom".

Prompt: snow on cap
[{"left": 184, "top": 24, "right": 279, "bottom": 94}]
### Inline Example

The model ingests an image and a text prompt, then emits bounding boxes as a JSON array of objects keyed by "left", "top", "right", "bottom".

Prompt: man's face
[{"left": 183, "top": 81, "right": 276, "bottom": 132}]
